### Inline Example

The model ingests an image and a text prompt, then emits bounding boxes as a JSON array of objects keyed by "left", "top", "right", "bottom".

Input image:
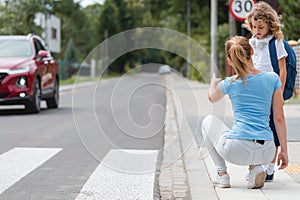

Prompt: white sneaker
[
  {"left": 245, "top": 166, "right": 251, "bottom": 181},
  {"left": 247, "top": 165, "right": 266, "bottom": 189},
  {"left": 245, "top": 171, "right": 250, "bottom": 181},
  {"left": 213, "top": 174, "right": 231, "bottom": 188}
]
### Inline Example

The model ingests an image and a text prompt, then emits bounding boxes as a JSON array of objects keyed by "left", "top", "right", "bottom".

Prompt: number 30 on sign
[{"left": 229, "top": 0, "right": 256, "bottom": 21}]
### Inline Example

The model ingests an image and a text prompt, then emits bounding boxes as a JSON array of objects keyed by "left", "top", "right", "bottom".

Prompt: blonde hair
[
  {"left": 225, "top": 36, "right": 252, "bottom": 84},
  {"left": 244, "top": 1, "right": 283, "bottom": 40}
]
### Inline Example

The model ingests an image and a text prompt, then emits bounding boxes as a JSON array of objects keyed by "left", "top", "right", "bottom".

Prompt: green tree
[
  {"left": 98, "top": 1, "right": 120, "bottom": 40},
  {"left": 0, "top": 0, "right": 236, "bottom": 79},
  {"left": 82, "top": 4, "right": 103, "bottom": 53},
  {"left": 97, "top": 0, "right": 149, "bottom": 73},
  {"left": 278, "top": 0, "right": 300, "bottom": 40},
  {"left": 0, "top": 0, "right": 43, "bottom": 35},
  {"left": 143, "top": 0, "right": 216, "bottom": 77},
  {"left": 52, "top": 0, "right": 88, "bottom": 60}
]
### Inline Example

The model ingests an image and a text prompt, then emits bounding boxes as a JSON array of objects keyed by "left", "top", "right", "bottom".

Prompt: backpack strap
[
  {"left": 269, "top": 37, "right": 298, "bottom": 100},
  {"left": 269, "top": 37, "right": 279, "bottom": 74}
]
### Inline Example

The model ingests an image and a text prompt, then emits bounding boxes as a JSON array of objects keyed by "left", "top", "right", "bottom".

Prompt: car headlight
[
  {"left": 7, "top": 66, "right": 30, "bottom": 75},
  {"left": 16, "top": 76, "right": 28, "bottom": 88}
]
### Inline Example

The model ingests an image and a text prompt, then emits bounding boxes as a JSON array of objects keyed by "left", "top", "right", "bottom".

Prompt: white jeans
[{"left": 201, "top": 115, "right": 275, "bottom": 172}]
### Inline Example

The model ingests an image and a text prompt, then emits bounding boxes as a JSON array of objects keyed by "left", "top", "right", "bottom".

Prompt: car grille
[
  {"left": 0, "top": 73, "right": 8, "bottom": 84},
  {"left": 0, "top": 93, "right": 9, "bottom": 98}
]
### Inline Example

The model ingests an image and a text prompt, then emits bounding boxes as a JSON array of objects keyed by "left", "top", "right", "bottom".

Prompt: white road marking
[
  {"left": 76, "top": 149, "right": 159, "bottom": 200},
  {"left": 0, "top": 147, "right": 62, "bottom": 193}
]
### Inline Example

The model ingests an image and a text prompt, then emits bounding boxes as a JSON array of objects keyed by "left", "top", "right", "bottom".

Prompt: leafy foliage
[
  {"left": 278, "top": 0, "right": 300, "bottom": 40},
  {"left": 0, "top": 0, "right": 43, "bottom": 35},
  {"left": 0, "top": 0, "right": 299, "bottom": 79}
]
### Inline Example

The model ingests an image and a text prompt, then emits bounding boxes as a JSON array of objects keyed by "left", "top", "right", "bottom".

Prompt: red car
[{"left": 0, "top": 34, "right": 59, "bottom": 113}]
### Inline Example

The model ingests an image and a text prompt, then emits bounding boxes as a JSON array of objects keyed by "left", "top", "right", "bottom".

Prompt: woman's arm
[
  {"left": 278, "top": 57, "right": 287, "bottom": 90},
  {"left": 208, "top": 74, "right": 224, "bottom": 103},
  {"left": 272, "top": 88, "right": 288, "bottom": 169}
]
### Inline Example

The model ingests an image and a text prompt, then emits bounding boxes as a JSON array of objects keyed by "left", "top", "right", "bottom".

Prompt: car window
[{"left": 0, "top": 40, "right": 32, "bottom": 57}]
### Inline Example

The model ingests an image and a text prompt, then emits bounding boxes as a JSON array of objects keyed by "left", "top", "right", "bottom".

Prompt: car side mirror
[{"left": 38, "top": 50, "right": 48, "bottom": 58}]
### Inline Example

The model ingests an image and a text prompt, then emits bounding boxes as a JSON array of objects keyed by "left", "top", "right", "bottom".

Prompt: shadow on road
[{"left": 0, "top": 107, "right": 72, "bottom": 116}]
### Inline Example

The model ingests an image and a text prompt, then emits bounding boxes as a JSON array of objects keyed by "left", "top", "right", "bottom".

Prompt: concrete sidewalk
[{"left": 160, "top": 73, "right": 300, "bottom": 199}]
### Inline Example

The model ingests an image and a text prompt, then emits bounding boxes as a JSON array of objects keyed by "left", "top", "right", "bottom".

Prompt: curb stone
[
  {"left": 159, "top": 76, "right": 218, "bottom": 200},
  {"left": 159, "top": 84, "right": 190, "bottom": 199}
]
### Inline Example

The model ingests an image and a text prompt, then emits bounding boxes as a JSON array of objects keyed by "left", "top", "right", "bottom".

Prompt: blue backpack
[{"left": 269, "top": 37, "right": 297, "bottom": 100}]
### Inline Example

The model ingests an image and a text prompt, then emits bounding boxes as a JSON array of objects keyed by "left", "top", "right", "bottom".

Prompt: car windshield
[{"left": 0, "top": 39, "right": 32, "bottom": 57}]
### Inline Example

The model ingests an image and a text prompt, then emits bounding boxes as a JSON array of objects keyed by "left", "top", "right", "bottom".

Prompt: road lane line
[
  {"left": 76, "top": 149, "right": 158, "bottom": 200},
  {"left": 0, "top": 147, "right": 62, "bottom": 194}
]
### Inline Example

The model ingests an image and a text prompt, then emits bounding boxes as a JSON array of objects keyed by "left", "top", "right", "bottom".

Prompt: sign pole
[{"left": 210, "top": 0, "right": 218, "bottom": 79}]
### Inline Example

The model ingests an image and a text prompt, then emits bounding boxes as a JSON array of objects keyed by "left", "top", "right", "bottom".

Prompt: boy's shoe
[
  {"left": 247, "top": 165, "right": 266, "bottom": 189},
  {"left": 265, "top": 171, "right": 274, "bottom": 182},
  {"left": 213, "top": 174, "right": 231, "bottom": 188}
]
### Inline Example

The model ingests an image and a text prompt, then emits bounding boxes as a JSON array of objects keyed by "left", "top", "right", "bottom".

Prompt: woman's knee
[
  {"left": 202, "top": 115, "right": 215, "bottom": 131},
  {"left": 202, "top": 115, "right": 224, "bottom": 134},
  {"left": 202, "top": 115, "right": 224, "bottom": 143},
  {"left": 202, "top": 115, "right": 214, "bottom": 138}
]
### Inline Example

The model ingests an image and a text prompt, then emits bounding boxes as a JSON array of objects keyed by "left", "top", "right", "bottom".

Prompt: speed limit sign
[{"left": 229, "top": 0, "right": 256, "bottom": 21}]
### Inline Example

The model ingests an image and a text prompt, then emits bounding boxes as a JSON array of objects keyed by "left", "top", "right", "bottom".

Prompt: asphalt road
[{"left": 0, "top": 73, "right": 166, "bottom": 200}]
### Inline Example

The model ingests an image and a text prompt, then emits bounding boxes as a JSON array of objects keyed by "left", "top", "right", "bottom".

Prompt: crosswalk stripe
[
  {"left": 0, "top": 147, "right": 62, "bottom": 194},
  {"left": 76, "top": 149, "right": 159, "bottom": 200}
]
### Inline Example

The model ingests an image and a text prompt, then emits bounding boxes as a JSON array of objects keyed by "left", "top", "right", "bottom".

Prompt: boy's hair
[
  {"left": 225, "top": 36, "right": 252, "bottom": 84},
  {"left": 244, "top": 1, "right": 283, "bottom": 40}
]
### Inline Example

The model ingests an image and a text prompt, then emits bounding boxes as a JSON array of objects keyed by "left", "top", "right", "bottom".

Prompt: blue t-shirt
[{"left": 219, "top": 72, "right": 281, "bottom": 141}]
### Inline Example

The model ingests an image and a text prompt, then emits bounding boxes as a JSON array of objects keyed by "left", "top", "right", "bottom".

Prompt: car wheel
[
  {"left": 46, "top": 78, "right": 59, "bottom": 109},
  {"left": 25, "top": 78, "right": 41, "bottom": 113}
]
